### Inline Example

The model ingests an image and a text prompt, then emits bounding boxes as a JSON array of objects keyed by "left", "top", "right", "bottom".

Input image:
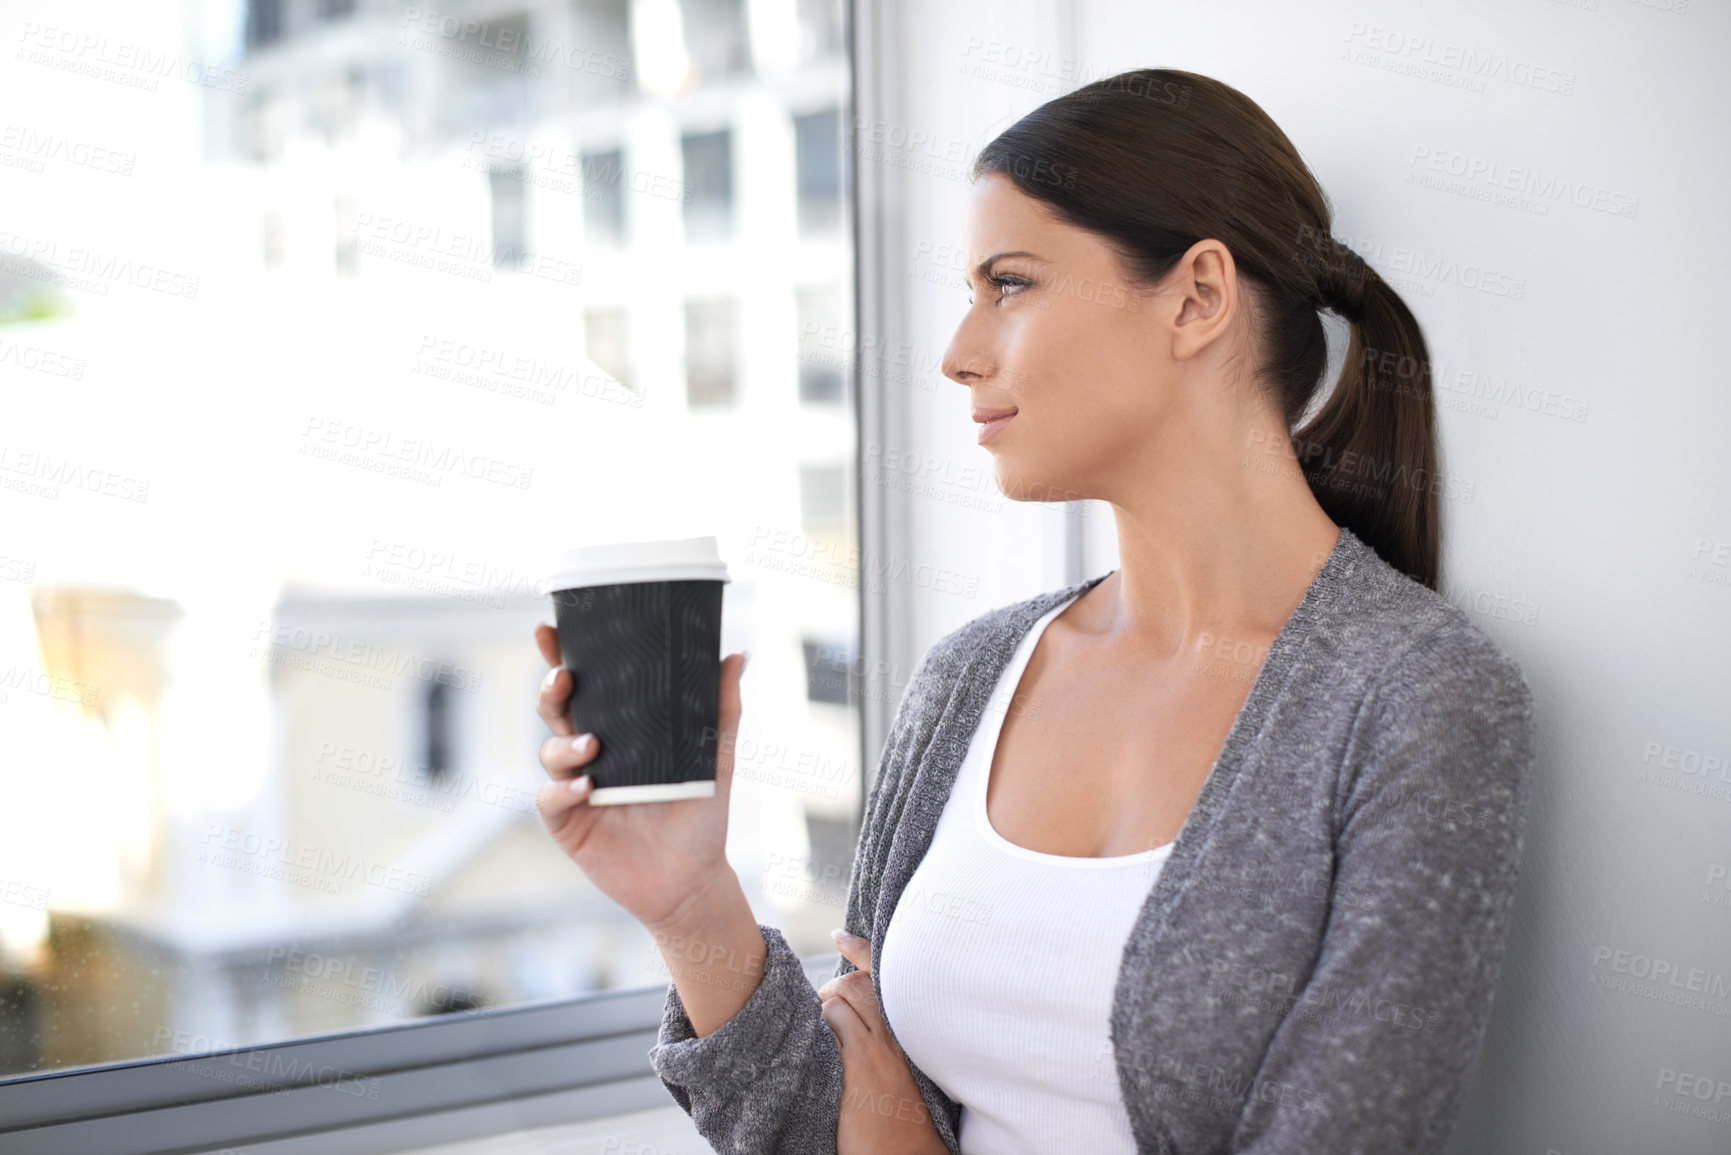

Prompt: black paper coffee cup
[{"left": 545, "top": 536, "right": 730, "bottom": 805}]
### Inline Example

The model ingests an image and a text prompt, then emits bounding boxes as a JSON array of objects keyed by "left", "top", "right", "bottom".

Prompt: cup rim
[{"left": 544, "top": 535, "right": 730, "bottom": 593}]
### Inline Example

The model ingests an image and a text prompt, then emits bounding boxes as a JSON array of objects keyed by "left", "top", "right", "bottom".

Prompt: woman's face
[{"left": 941, "top": 171, "right": 1246, "bottom": 506}]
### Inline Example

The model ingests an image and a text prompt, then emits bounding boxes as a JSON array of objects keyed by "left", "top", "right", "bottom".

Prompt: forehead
[{"left": 962, "top": 171, "right": 1066, "bottom": 255}]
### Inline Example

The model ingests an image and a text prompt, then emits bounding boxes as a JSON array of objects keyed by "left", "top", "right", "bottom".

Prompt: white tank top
[{"left": 878, "top": 592, "right": 1175, "bottom": 1155}]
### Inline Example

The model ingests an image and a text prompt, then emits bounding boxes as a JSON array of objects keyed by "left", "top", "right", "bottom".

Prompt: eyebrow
[{"left": 969, "top": 250, "right": 1041, "bottom": 286}]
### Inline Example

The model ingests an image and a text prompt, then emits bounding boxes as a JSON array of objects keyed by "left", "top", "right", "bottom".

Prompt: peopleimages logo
[
  {"left": 249, "top": 619, "right": 485, "bottom": 694},
  {"left": 300, "top": 417, "right": 534, "bottom": 490},
  {"left": 0, "top": 443, "right": 150, "bottom": 502},
  {"left": 14, "top": 20, "right": 250, "bottom": 94},
  {"left": 1590, "top": 945, "right": 1731, "bottom": 999},
  {"left": 399, "top": 8, "right": 631, "bottom": 79},
  {"left": 1408, "top": 145, "right": 1640, "bottom": 220},
  {"left": 200, "top": 825, "right": 435, "bottom": 898}
]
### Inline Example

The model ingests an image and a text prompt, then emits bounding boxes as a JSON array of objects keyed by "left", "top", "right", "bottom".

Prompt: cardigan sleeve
[
  {"left": 648, "top": 921, "right": 847, "bottom": 1154},
  {"left": 1225, "top": 621, "right": 1538, "bottom": 1155},
  {"left": 646, "top": 637, "right": 958, "bottom": 1154}
]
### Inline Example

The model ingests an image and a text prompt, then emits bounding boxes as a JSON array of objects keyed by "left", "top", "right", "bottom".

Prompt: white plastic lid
[{"left": 544, "top": 535, "right": 731, "bottom": 592}]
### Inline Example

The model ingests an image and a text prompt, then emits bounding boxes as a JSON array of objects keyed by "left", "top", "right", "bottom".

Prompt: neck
[{"left": 1079, "top": 414, "right": 1341, "bottom": 660}]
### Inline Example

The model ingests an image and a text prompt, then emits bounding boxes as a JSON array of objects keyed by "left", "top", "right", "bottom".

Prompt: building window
[
  {"left": 797, "top": 284, "right": 845, "bottom": 403},
  {"left": 582, "top": 147, "right": 627, "bottom": 248},
  {"left": 569, "top": 0, "right": 635, "bottom": 104},
  {"left": 439, "top": 10, "right": 531, "bottom": 133},
  {"left": 681, "top": 128, "right": 733, "bottom": 242},
  {"left": 313, "top": 66, "right": 365, "bottom": 144},
  {"left": 682, "top": 0, "right": 751, "bottom": 83},
  {"left": 246, "top": 88, "right": 289, "bottom": 162},
  {"left": 245, "top": 0, "right": 284, "bottom": 50},
  {"left": 422, "top": 678, "right": 454, "bottom": 786},
  {"left": 585, "top": 307, "right": 631, "bottom": 388},
  {"left": 334, "top": 196, "right": 359, "bottom": 276},
  {"left": 794, "top": 107, "right": 842, "bottom": 234},
  {"left": 799, "top": 462, "right": 846, "bottom": 538},
  {"left": 262, "top": 211, "right": 285, "bottom": 270},
  {"left": 489, "top": 164, "right": 529, "bottom": 267},
  {"left": 797, "top": 0, "right": 845, "bottom": 62},
  {"left": 801, "top": 636, "right": 852, "bottom": 706},
  {"left": 684, "top": 297, "right": 736, "bottom": 406}
]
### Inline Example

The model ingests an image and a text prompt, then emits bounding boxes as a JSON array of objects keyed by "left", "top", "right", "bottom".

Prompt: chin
[{"left": 992, "top": 463, "right": 1076, "bottom": 506}]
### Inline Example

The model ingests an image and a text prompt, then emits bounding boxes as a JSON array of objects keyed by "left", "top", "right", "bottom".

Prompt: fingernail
[
  {"left": 543, "top": 667, "right": 560, "bottom": 688},
  {"left": 740, "top": 651, "right": 750, "bottom": 673},
  {"left": 830, "top": 928, "right": 854, "bottom": 944},
  {"left": 570, "top": 734, "right": 591, "bottom": 754},
  {"left": 568, "top": 775, "right": 591, "bottom": 794}
]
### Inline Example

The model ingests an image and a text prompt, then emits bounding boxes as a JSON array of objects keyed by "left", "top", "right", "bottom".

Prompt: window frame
[
  {"left": 0, "top": 954, "right": 840, "bottom": 1153},
  {"left": 0, "top": 0, "right": 891, "bottom": 1149}
]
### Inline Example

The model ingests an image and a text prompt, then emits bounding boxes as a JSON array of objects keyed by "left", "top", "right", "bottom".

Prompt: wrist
[{"left": 645, "top": 864, "right": 749, "bottom": 942}]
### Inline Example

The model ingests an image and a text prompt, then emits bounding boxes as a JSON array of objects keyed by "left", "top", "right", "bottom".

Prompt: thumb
[{"left": 712, "top": 651, "right": 747, "bottom": 801}]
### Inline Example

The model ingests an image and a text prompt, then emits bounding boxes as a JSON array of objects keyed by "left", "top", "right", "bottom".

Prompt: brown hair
[{"left": 972, "top": 68, "right": 1441, "bottom": 589}]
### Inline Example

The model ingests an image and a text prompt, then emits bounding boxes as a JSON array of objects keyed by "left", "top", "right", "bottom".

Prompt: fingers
[
  {"left": 820, "top": 989, "right": 867, "bottom": 1052},
  {"left": 536, "top": 663, "right": 576, "bottom": 738},
  {"left": 534, "top": 622, "right": 561, "bottom": 667},
  {"left": 711, "top": 652, "right": 747, "bottom": 799},
  {"left": 830, "top": 928, "right": 871, "bottom": 975},
  {"left": 816, "top": 969, "right": 886, "bottom": 1044},
  {"left": 540, "top": 731, "right": 600, "bottom": 781},
  {"left": 534, "top": 772, "right": 594, "bottom": 828},
  {"left": 533, "top": 624, "right": 576, "bottom": 737},
  {"left": 816, "top": 933, "right": 891, "bottom": 1056}
]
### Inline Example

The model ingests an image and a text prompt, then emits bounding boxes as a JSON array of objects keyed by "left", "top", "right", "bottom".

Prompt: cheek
[{"left": 1007, "top": 310, "right": 1152, "bottom": 430}]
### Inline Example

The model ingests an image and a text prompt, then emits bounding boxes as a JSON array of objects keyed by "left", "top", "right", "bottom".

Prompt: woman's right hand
[{"left": 531, "top": 622, "right": 750, "bottom": 934}]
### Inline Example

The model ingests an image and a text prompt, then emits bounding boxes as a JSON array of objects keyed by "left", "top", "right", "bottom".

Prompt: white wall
[{"left": 862, "top": 1, "right": 1731, "bottom": 1152}]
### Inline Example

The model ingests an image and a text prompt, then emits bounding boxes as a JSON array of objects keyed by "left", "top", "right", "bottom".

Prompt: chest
[{"left": 984, "top": 631, "right": 1267, "bottom": 857}]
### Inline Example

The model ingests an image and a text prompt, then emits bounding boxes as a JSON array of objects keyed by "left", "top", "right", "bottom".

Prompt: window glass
[
  {"left": 680, "top": 128, "right": 734, "bottom": 242},
  {"left": 794, "top": 107, "right": 843, "bottom": 235},
  {"left": 0, "top": 0, "right": 855, "bottom": 1079}
]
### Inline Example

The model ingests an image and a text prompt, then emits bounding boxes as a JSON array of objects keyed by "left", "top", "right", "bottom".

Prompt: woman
[{"left": 532, "top": 68, "right": 1536, "bottom": 1155}]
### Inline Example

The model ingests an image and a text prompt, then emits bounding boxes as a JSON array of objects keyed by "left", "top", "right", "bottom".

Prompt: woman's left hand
[{"left": 818, "top": 929, "right": 950, "bottom": 1155}]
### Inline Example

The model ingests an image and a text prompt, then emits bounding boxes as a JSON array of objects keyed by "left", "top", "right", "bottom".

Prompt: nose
[{"left": 940, "top": 309, "right": 995, "bottom": 387}]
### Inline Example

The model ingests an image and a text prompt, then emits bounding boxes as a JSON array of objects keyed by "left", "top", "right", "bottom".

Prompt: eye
[{"left": 967, "top": 273, "right": 1032, "bottom": 307}]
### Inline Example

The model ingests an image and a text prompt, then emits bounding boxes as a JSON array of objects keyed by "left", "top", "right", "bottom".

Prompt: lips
[{"left": 974, "top": 408, "right": 1016, "bottom": 445}]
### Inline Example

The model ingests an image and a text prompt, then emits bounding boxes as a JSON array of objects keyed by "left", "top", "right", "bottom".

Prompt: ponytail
[
  {"left": 1292, "top": 240, "right": 1440, "bottom": 589},
  {"left": 970, "top": 67, "right": 1443, "bottom": 589}
]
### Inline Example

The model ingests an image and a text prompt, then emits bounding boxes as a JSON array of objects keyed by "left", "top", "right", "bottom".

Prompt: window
[
  {"left": 802, "top": 636, "right": 852, "bottom": 706},
  {"left": 422, "top": 677, "right": 454, "bottom": 786},
  {"left": 436, "top": 10, "right": 532, "bottom": 135},
  {"left": 681, "top": 128, "right": 734, "bottom": 242},
  {"left": 582, "top": 147, "right": 628, "bottom": 247},
  {"left": 800, "top": 462, "right": 846, "bottom": 537},
  {"left": 1, "top": 0, "right": 859, "bottom": 1143},
  {"left": 797, "top": 0, "right": 846, "bottom": 63},
  {"left": 246, "top": 87, "right": 290, "bottom": 162},
  {"left": 311, "top": 66, "right": 365, "bottom": 144},
  {"left": 795, "top": 107, "right": 843, "bottom": 234},
  {"left": 263, "top": 209, "right": 286, "bottom": 269},
  {"left": 246, "top": 0, "right": 284, "bottom": 50},
  {"left": 489, "top": 164, "right": 530, "bottom": 266},
  {"left": 333, "top": 195, "right": 358, "bottom": 276},
  {"left": 569, "top": 0, "right": 636, "bottom": 105},
  {"left": 586, "top": 307, "right": 632, "bottom": 388},
  {"left": 682, "top": 0, "right": 751, "bottom": 83},
  {"left": 797, "top": 284, "right": 846, "bottom": 403},
  {"left": 685, "top": 297, "right": 736, "bottom": 406}
]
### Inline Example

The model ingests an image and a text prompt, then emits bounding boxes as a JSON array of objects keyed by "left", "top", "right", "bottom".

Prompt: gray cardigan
[{"left": 649, "top": 526, "right": 1537, "bottom": 1154}]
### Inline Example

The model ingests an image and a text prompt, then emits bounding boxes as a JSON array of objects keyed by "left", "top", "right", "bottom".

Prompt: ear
[{"left": 1169, "top": 239, "right": 1237, "bottom": 361}]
